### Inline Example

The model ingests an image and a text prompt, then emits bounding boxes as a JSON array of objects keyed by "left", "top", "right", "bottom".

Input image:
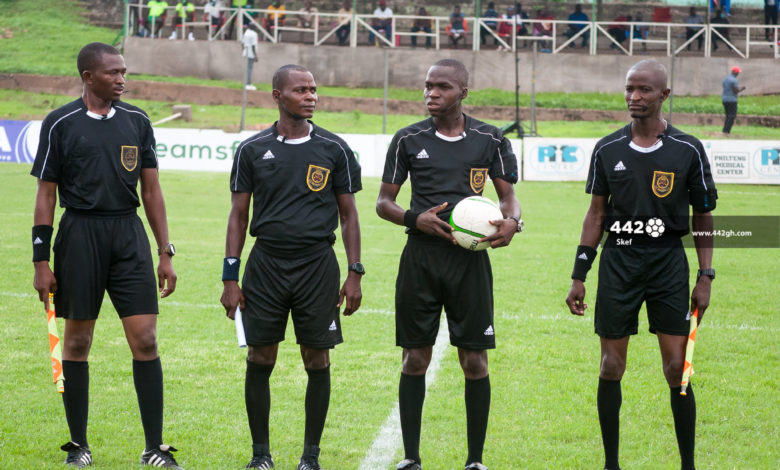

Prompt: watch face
[{"left": 350, "top": 262, "right": 365, "bottom": 275}]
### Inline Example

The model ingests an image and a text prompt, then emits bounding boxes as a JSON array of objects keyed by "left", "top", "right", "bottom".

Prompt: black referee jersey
[
  {"left": 382, "top": 114, "right": 518, "bottom": 226},
  {"left": 586, "top": 123, "right": 716, "bottom": 237},
  {"left": 31, "top": 98, "right": 158, "bottom": 213},
  {"left": 231, "top": 121, "right": 362, "bottom": 254}
]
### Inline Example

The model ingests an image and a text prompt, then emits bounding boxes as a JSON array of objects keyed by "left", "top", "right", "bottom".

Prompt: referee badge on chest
[
  {"left": 651, "top": 170, "right": 674, "bottom": 198},
  {"left": 306, "top": 164, "right": 330, "bottom": 191},
  {"left": 121, "top": 145, "right": 139, "bottom": 171},
  {"left": 470, "top": 168, "right": 488, "bottom": 193}
]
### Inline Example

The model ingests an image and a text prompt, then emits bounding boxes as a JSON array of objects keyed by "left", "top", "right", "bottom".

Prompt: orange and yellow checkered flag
[
  {"left": 680, "top": 308, "right": 698, "bottom": 396},
  {"left": 47, "top": 293, "right": 64, "bottom": 393}
]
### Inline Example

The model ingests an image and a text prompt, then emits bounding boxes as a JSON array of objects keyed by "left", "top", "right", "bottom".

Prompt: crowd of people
[{"left": 130, "top": 1, "right": 780, "bottom": 53}]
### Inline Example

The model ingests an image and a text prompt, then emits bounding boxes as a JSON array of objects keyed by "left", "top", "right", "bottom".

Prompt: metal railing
[{"left": 125, "top": 4, "right": 780, "bottom": 59}]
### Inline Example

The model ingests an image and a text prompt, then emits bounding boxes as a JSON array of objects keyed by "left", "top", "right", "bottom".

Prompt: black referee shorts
[
  {"left": 53, "top": 210, "right": 158, "bottom": 320},
  {"left": 241, "top": 243, "right": 342, "bottom": 349},
  {"left": 395, "top": 234, "right": 495, "bottom": 350},
  {"left": 594, "top": 239, "right": 690, "bottom": 338}
]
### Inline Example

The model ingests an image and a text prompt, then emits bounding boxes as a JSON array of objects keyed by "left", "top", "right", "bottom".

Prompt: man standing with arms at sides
[
  {"left": 31, "top": 42, "right": 181, "bottom": 468},
  {"left": 376, "top": 59, "right": 522, "bottom": 470},
  {"left": 565, "top": 59, "right": 716, "bottom": 470},
  {"left": 721, "top": 65, "right": 745, "bottom": 136},
  {"left": 221, "top": 64, "right": 363, "bottom": 470}
]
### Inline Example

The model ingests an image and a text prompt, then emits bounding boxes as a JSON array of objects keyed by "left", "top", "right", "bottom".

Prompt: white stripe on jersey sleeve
[
  {"left": 314, "top": 133, "right": 355, "bottom": 193},
  {"left": 668, "top": 135, "right": 708, "bottom": 191},
  {"left": 588, "top": 135, "right": 627, "bottom": 194},
  {"left": 392, "top": 127, "right": 431, "bottom": 183},
  {"left": 38, "top": 108, "right": 82, "bottom": 178},
  {"left": 468, "top": 127, "right": 505, "bottom": 175}
]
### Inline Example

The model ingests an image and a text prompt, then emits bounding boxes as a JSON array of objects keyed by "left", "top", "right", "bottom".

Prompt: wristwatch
[
  {"left": 158, "top": 243, "right": 176, "bottom": 257},
  {"left": 696, "top": 268, "right": 715, "bottom": 282},
  {"left": 348, "top": 262, "right": 365, "bottom": 275},
  {"left": 508, "top": 216, "right": 524, "bottom": 233}
]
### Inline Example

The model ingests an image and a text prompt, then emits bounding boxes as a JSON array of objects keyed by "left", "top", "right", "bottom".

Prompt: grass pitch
[{"left": 1, "top": 163, "right": 778, "bottom": 469}]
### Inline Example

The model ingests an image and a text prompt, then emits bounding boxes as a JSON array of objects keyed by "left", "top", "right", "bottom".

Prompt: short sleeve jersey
[
  {"left": 383, "top": 114, "right": 518, "bottom": 225},
  {"left": 231, "top": 122, "right": 362, "bottom": 253},
  {"left": 585, "top": 123, "right": 716, "bottom": 236},
  {"left": 31, "top": 99, "right": 158, "bottom": 213}
]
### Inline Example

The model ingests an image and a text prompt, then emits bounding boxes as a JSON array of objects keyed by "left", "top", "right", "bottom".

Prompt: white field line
[{"left": 359, "top": 319, "right": 450, "bottom": 470}]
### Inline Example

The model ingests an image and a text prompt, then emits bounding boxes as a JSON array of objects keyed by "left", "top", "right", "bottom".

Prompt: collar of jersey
[
  {"left": 430, "top": 114, "right": 468, "bottom": 142},
  {"left": 85, "top": 106, "right": 116, "bottom": 121},
  {"left": 274, "top": 121, "right": 314, "bottom": 145}
]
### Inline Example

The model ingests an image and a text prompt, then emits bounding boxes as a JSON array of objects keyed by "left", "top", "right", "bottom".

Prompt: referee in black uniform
[
  {"left": 220, "top": 64, "right": 363, "bottom": 470},
  {"left": 565, "top": 59, "right": 716, "bottom": 470},
  {"left": 31, "top": 43, "right": 181, "bottom": 468},
  {"left": 376, "top": 59, "right": 522, "bottom": 470}
]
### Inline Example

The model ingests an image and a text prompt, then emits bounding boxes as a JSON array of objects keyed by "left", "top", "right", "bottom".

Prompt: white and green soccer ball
[
  {"left": 449, "top": 196, "right": 503, "bottom": 251},
  {"left": 646, "top": 217, "right": 666, "bottom": 238}
]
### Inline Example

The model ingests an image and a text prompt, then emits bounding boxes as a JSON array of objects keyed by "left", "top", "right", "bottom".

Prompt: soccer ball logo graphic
[{"left": 645, "top": 218, "right": 666, "bottom": 238}]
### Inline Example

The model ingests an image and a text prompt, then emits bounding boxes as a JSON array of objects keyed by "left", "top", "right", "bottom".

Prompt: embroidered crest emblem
[
  {"left": 306, "top": 164, "right": 330, "bottom": 192},
  {"left": 652, "top": 170, "right": 674, "bottom": 198},
  {"left": 121, "top": 145, "right": 138, "bottom": 171},
  {"left": 470, "top": 168, "right": 488, "bottom": 193}
]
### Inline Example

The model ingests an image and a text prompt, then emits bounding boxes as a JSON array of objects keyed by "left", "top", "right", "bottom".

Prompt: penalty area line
[{"left": 358, "top": 319, "right": 450, "bottom": 470}]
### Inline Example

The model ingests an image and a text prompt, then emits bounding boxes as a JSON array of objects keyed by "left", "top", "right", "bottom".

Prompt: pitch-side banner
[
  {"left": 2, "top": 121, "right": 776, "bottom": 184},
  {"left": 522, "top": 137, "right": 780, "bottom": 184}
]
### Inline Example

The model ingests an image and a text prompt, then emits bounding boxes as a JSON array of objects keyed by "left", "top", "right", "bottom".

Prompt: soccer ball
[
  {"left": 645, "top": 217, "right": 666, "bottom": 238},
  {"left": 449, "top": 196, "right": 503, "bottom": 251}
]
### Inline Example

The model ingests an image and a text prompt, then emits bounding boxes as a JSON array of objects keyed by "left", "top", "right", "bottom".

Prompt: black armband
[
  {"left": 571, "top": 245, "right": 598, "bottom": 281},
  {"left": 689, "top": 188, "right": 718, "bottom": 212},
  {"left": 32, "top": 225, "right": 54, "bottom": 262},
  {"left": 403, "top": 210, "right": 419, "bottom": 229},
  {"left": 222, "top": 257, "right": 241, "bottom": 281}
]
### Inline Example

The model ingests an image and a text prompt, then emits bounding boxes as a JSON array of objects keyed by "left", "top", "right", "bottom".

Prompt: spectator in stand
[
  {"left": 497, "top": 4, "right": 528, "bottom": 50},
  {"left": 205, "top": 0, "right": 225, "bottom": 39},
  {"left": 608, "top": 14, "right": 632, "bottom": 49},
  {"left": 297, "top": 0, "right": 318, "bottom": 29},
  {"left": 566, "top": 4, "right": 589, "bottom": 48},
  {"left": 227, "top": 0, "right": 247, "bottom": 40},
  {"left": 263, "top": 0, "right": 286, "bottom": 35},
  {"left": 169, "top": 0, "right": 195, "bottom": 40},
  {"left": 411, "top": 7, "right": 433, "bottom": 49},
  {"left": 370, "top": 0, "right": 393, "bottom": 46},
  {"left": 711, "top": 8, "right": 730, "bottom": 51},
  {"left": 448, "top": 5, "right": 467, "bottom": 49},
  {"left": 712, "top": 0, "right": 731, "bottom": 17},
  {"left": 765, "top": 0, "right": 779, "bottom": 40},
  {"left": 147, "top": 0, "right": 168, "bottom": 38},
  {"left": 481, "top": 2, "right": 500, "bottom": 47},
  {"left": 632, "top": 11, "right": 649, "bottom": 50},
  {"left": 336, "top": 0, "right": 351, "bottom": 46},
  {"left": 684, "top": 7, "right": 704, "bottom": 51},
  {"left": 533, "top": 7, "right": 554, "bottom": 52}
]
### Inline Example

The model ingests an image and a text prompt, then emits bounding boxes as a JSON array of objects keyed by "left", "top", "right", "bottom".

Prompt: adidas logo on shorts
[
  {"left": 328, "top": 321, "right": 337, "bottom": 331},
  {"left": 614, "top": 161, "right": 626, "bottom": 171},
  {"left": 483, "top": 325, "right": 494, "bottom": 336},
  {"left": 263, "top": 150, "right": 275, "bottom": 160},
  {"left": 416, "top": 149, "right": 429, "bottom": 159}
]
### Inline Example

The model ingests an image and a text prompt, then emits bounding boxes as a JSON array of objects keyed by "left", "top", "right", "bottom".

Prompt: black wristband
[
  {"left": 403, "top": 210, "right": 419, "bottom": 229},
  {"left": 32, "top": 225, "right": 54, "bottom": 262},
  {"left": 222, "top": 257, "right": 241, "bottom": 281},
  {"left": 571, "top": 245, "right": 598, "bottom": 281}
]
